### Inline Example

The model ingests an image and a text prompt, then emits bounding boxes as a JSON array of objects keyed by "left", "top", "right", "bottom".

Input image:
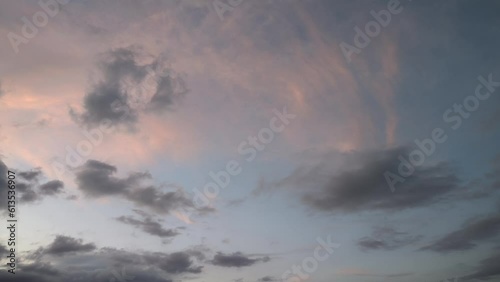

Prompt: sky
[{"left": 0, "top": 0, "right": 500, "bottom": 282}]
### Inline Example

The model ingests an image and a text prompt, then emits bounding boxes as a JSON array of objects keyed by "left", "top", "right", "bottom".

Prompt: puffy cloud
[
  {"left": 146, "top": 252, "right": 203, "bottom": 274},
  {"left": 23, "top": 237, "right": 210, "bottom": 281},
  {"left": 39, "top": 180, "right": 64, "bottom": 196},
  {"left": 74, "top": 159, "right": 145, "bottom": 197},
  {"left": 0, "top": 159, "right": 64, "bottom": 206},
  {"left": 74, "top": 160, "right": 212, "bottom": 216},
  {"left": 44, "top": 235, "right": 97, "bottom": 256},
  {"left": 70, "top": 47, "right": 188, "bottom": 129},
  {"left": 18, "top": 168, "right": 43, "bottom": 181}
]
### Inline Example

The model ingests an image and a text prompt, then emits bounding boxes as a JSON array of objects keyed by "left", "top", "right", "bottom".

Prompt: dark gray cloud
[
  {"left": 39, "top": 180, "right": 64, "bottom": 196},
  {"left": 146, "top": 252, "right": 203, "bottom": 274},
  {"left": 0, "top": 258, "right": 172, "bottom": 282},
  {"left": 125, "top": 186, "right": 195, "bottom": 214},
  {"left": 0, "top": 271, "right": 53, "bottom": 282},
  {"left": 70, "top": 47, "right": 144, "bottom": 128},
  {"left": 267, "top": 147, "right": 461, "bottom": 213},
  {"left": 100, "top": 246, "right": 206, "bottom": 276},
  {"left": 146, "top": 70, "right": 188, "bottom": 114},
  {"left": 44, "top": 235, "right": 97, "bottom": 256},
  {"left": 27, "top": 248, "right": 208, "bottom": 282},
  {"left": 71, "top": 47, "right": 188, "bottom": 128},
  {"left": 71, "top": 82, "right": 138, "bottom": 127},
  {"left": 0, "top": 244, "right": 8, "bottom": 257},
  {"left": 75, "top": 159, "right": 147, "bottom": 197},
  {"left": 0, "top": 160, "right": 8, "bottom": 209},
  {"left": 0, "top": 160, "right": 64, "bottom": 206},
  {"left": 19, "top": 185, "right": 40, "bottom": 202},
  {"left": 74, "top": 160, "right": 210, "bottom": 216},
  {"left": 20, "top": 183, "right": 40, "bottom": 198},
  {"left": 421, "top": 214, "right": 500, "bottom": 253},
  {"left": 358, "top": 227, "right": 422, "bottom": 252},
  {"left": 25, "top": 238, "right": 207, "bottom": 281},
  {"left": 461, "top": 252, "right": 500, "bottom": 281},
  {"left": 116, "top": 214, "right": 179, "bottom": 238},
  {"left": 211, "top": 252, "right": 270, "bottom": 268},
  {"left": 21, "top": 262, "right": 60, "bottom": 277},
  {"left": 19, "top": 168, "right": 43, "bottom": 181},
  {"left": 19, "top": 178, "right": 64, "bottom": 202}
]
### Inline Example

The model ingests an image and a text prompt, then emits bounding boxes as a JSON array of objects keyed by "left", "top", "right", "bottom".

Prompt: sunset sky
[{"left": 1, "top": 1, "right": 500, "bottom": 282}]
